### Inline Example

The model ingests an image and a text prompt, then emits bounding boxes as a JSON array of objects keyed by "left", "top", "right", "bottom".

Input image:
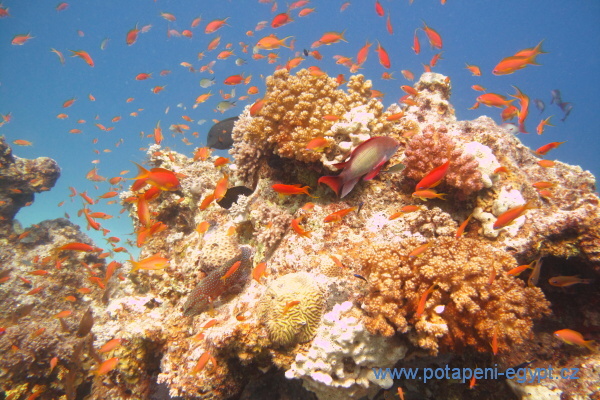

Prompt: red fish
[
  {"left": 422, "top": 21, "right": 442, "bottom": 49},
  {"left": 291, "top": 218, "right": 312, "bottom": 237},
  {"left": 272, "top": 184, "right": 317, "bottom": 197},
  {"left": 375, "top": 0, "right": 384, "bottom": 16},
  {"left": 376, "top": 41, "right": 391, "bottom": 69},
  {"left": 511, "top": 86, "right": 529, "bottom": 133},
  {"left": 415, "top": 161, "right": 450, "bottom": 190},
  {"left": 318, "top": 137, "right": 400, "bottom": 198},
  {"left": 356, "top": 41, "right": 372, "bottom": 66},
  {"left": 493, "top": 201, "right": 535, "bottom": 229},
  {"left": 554, "top": 329, "right": 596, "bottom": 351},
  {"left": 126, "top": 24, "right": 139, "bottom": 45},
  {"left": 535, "top": 141, "right": 565, "bottom": 156},
  {"left": 271, "top": 12, "right": 293, "bottom": 28},
  {"left": 415, "top": 284, "right": 437, "bottom": 316},
  {"left": 412, "top": 29, "right": 420, "bottom": 54}
]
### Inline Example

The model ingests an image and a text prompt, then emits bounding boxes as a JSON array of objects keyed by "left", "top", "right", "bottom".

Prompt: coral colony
[{"left": 1, "top": 70, "right": 599, "bottom": 399}]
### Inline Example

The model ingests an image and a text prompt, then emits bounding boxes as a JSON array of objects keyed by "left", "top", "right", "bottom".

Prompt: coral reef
[{"left": 3, "top": 71, "right": 600, "bottom": 400}]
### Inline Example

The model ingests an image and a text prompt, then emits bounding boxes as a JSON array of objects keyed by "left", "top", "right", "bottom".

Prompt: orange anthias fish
[
  {"left": 493, "top": 201, "right": 535, "bottom": 229},
  {"left": 12, "top": 33, "right": 35, "bottom": 45},
  {"left": 493, "top": 41, "right": 546, "bottom": 75},
  {"left": 465, "top": 64, "right": 481, "bottom": 76},
  {"left": 415, "top": 283, "right": 437, "bottom": 316},
  {"left": 323, "top": 206, "right": 357, "bottom": 223},
  {"left": 536, "top": 116, "right": 554, "bottom": 135},
  {"left": 130, "top": 254, "right": 170, "bottom": 272},
  {"left": 95, "top": 357, "right": 119, "bottom": 376},
  {"left": 255, "top": 34, "right": 292, "bottom": 50},
  {"left": 475, "top": 93, "right": 514, "bottom": 109},
  {"left": 535, "top": 141, "right": 566, "bottom": 156},
  {"left": 291, "top": 218, "right": 312, "bottom": 237},
  {"left": 213, "top": 174, "right": 229, "bottom": 201},
  {"left": 220, "top": 260, "right": 241, "bottom": 282},
  {"left": 69, "top": 50, "right": 94, "bottom": 67},
  {"left": 126, "top": 24, "right": 140, "bottom": 45},
  {"left": 511, "top": 86, "right": 530, "bottom": 133},
  {"left": 422, "top": 21, "right": 442, "bottom": 49},
  {"left": 132, "top": 162, "right": 180, "bottom": 191},
  {"left": 272, "top": 183, "right": 317, "bottom": 198},
  {"left": 205, "top": 17, "right": 229, "bottom": 34},
  {"left": 554, "top": 329, "right": 596, "bottom": 351},
  {"left": 412, "top": 189, "right": 446, "bottom": 201},
  {"left": 375, "top": 41, "right": 391, "bottom": 69},
  {"left": 548, "top": 275, "right": 593, "bottom": 287},
  {"left": 313, "top": 30, "right": 347, "bottom": 47},
  {"left": 415, "top": 161, "right": 450, "bottom": 191}
]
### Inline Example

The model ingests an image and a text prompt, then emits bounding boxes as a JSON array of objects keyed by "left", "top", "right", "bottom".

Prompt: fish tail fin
[
  {"left": 437, "top": 193, "right": 447, "bottom": 200},
  {"left": 318, "top": 175, "right": 342, "bottom": 197},
  {"left": 132, "top": 162, "right": 149, "bottom": 180},
  {"left": 584, "top": 340, "right": 596, "bottom": 352}
]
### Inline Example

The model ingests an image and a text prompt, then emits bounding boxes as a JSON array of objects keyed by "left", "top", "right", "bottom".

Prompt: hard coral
[
  {"left": 359, "top": 237, "right": 550, "bottom": 355},
  {"left": 230, "top": 68, "right": 383, "bottom": 184},
  {"left": 259, "top": 272, "right": 325, "bottom": 347},
  {"left": 403, "top": 125, "right": 484, "bottom": 196}
]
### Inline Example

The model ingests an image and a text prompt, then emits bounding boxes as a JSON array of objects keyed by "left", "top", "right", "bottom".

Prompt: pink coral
[{"left": 403, "top": 125, "right": 483, "bottom": 196}]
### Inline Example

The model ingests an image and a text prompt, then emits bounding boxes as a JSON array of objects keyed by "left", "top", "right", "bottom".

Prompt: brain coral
[
  {"left": 258, "top": 272, "right": 325, "bottom": 347},
  {"left": 358, "top": 237, "right": 550, "bottom": 355},
  {"left": 403, "top": 124, "right": 483, "bottom": 196}
]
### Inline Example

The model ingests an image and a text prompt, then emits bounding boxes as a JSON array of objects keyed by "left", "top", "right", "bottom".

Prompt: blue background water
[{"left": 1, "top": 0, "right": 598, "bottom": 257}]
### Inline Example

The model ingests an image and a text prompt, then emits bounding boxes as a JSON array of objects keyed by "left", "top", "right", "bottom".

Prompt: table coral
[
  {"left": 259, "top": 272, "right": 325, "bottom": 347},
  {"left": 358, "top": 237, "right": 551, "bottom": 355}
]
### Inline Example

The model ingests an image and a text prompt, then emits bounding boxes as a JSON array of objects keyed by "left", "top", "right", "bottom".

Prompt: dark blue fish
[
  {"left": 216, "top": 186, "right": 253, "bottom": 209},
  {"left": 533, "top": 98, "right": 545, "bottom": 114},
  {"left": 550, "top": 89, "right": 562, "bottom": 105},
  {"left": 559, "top": 102, "right": 573, "bottom": 122}
]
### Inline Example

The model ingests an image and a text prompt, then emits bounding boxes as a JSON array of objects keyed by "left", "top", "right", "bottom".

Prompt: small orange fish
[
  {"left": 535, "top": 141, "right": 565, "bottom": 156},
  {"left": 415, "top": 284, "right": 437, "bottom": 316},
  {"left": 126, "top": 24, "right": 140, "bottom": 45},
  {"left": 69, "top": 50, "right": 94, "bottom": 67},
  {"left": 132, "top": 162, "right": 180, "bottom": 191},
  {"left": 282, "top": 300, "right": 301, "bottom": 314},
  {"left": 493, "top": 201, "right": 535, "bottom": 229},
  {"left": 306, "top": 137, "right": 330, "bottom": 152},
  {"left": 422, "top": 21, "right": 442, "bottom": 49},
  {"left": 375, "top": 41, "right": 391, "bottom": 69},
  {"left": 255, "top": 34, "right": 293, "bottom": 50},
  {"left": 408, "top": 242, "right": 431, "bottom": 258},
  {"left": 220, "top": 260, "right": 241, "bottom": 282},
  {"left": 507, "top": 260, "right": 535, "bottom": 276},
  {"left": 214, "top": 157, "right": 230, "bottom": 167},
  {"left": 213, "top": 174, "right": 229, "bottom": 201},
  {"left": 323, "top": 206, "right": 357, "bottom": 223},
  {"left": 455, "top": 214, "right": 473, "bottom": 238},
  {"left": 98, "top": 338, "right": 123, "bottom": 353},
  {"left": 465, "top": 64, "right": 481, "bottom": 76},
  {"left": 554, "top": 329, "right": 596, "bottom": 351},
  {"left": 536, "top": 116, "right": 554, "bottom": 135},
  {"left": 537, "top": 159, "right": 556, "bottom": 168},
  {"left": 388, "top": 205, "right": 420, "bottom": 220},
  {"left": 252, "top": 262, "right": 268, "bottom": 283},
  {"left": 412, "top": 190, "right": 446, "bottom": 201},
  {"left": 95, "top": 357, "right": 119, "bottom": 375},
  {"left": 196, "top": 221, "right": 210, "bottom": 236},
  {"left": 130, "top": 254, "right": 169, "bottom": 272},
  {"left": 12, "top": 33, "right": 35, "bottom": 45},
  {"left": 205, "top": 17, "right": 229, "bottom": 34},
  {"left": 313, "top": 30, "right": 347, "bottom": 47},
  {"left": 291, "top": 218, "right": 312, "bottom": 238},
  {"left": 191, "top": 351, "right": 212, "bottom": 374},
  {"left": 272, "top": 183, "right": 317, "bottom": 197},
  {"left": 491, "top": 326, "right": 499, "bottom": 355},
  {"left": 53, "top": 310, "right": 72, "bottom": 319},
  {"left": 12, "top": 139, "right": 33, "bottom": 146},
  {"left": 548, "top": 275, "right": 593, "bottom": 287}
]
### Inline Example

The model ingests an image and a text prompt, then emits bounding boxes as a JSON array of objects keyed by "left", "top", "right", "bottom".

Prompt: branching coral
[
  {"left": 403, "top": 125, "right": 484, "bottom": 196},
  {"left": 358, "top": 237, "right": 550, "bottom": 355}
]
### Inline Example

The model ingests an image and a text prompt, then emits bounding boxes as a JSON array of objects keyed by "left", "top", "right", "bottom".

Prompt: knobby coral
[
  {"left": 359, "top": 237, "right": 551, "bottom": 355},
  {"left": 403, "top": 125, "right": 484, "bottom": 196}
]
